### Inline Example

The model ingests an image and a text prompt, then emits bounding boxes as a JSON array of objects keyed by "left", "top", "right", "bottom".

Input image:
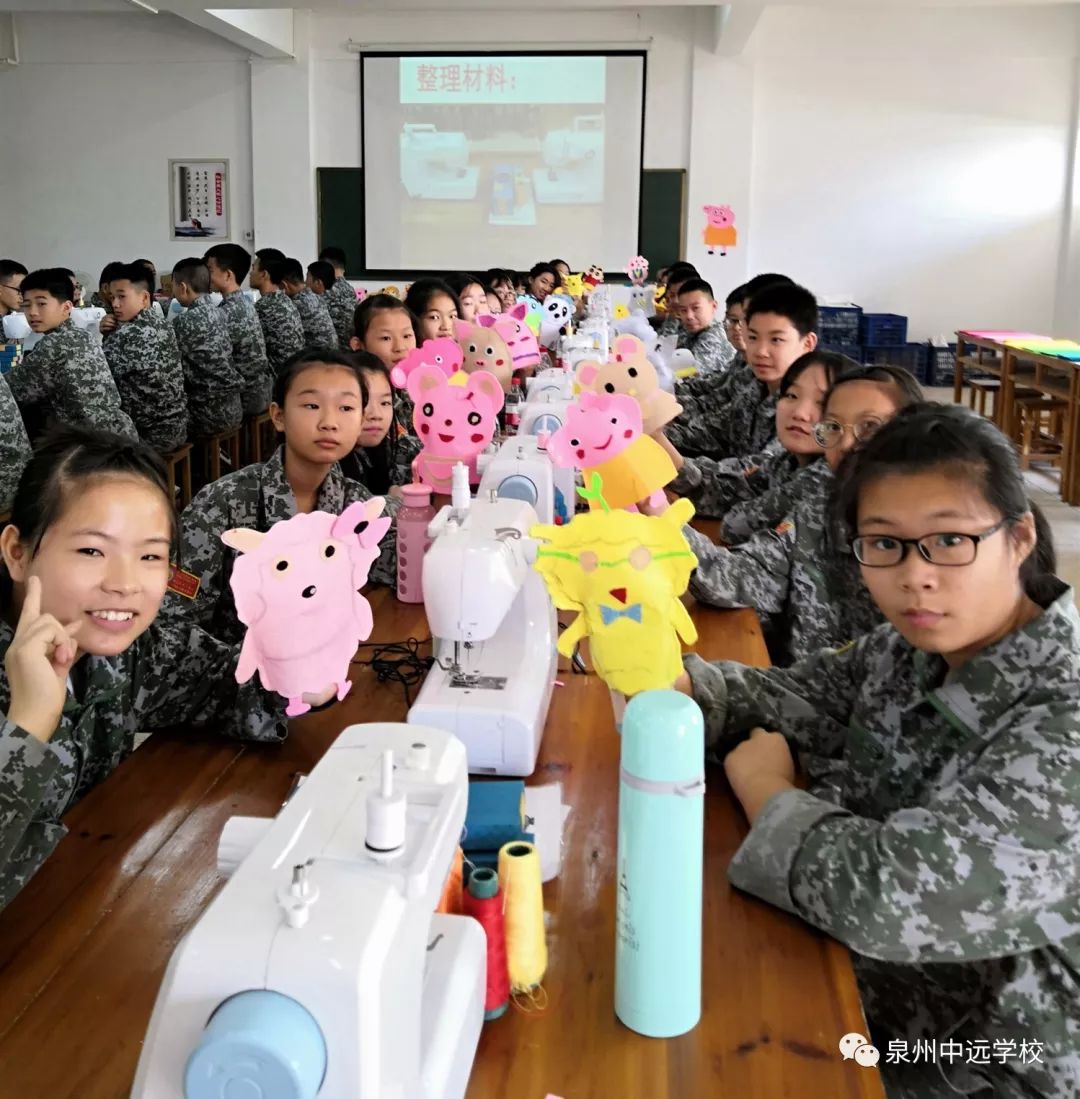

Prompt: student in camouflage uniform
[
  {"left": 170, "top": 258, "right": 244, "bottom": 437},
  {"left": 669, "top": 276, "right": 806, "bottom": 459},
  {"left": 0, "top": 259, "right": 27, "bottom": 320},
  {"left": 0, "top": 427, "right": 350, "bottom": 911},
  {"left": 281, "top": 258, "right": 338, "bottom": 349},
  {"left": 686, "top": 366, "right": 922, "bottom": 665},
  {"left": 650, "top": 263, "right": 696, "bottom": 340},
  {"left": 161, "top": 349, "right": 398, "bottom": 646},
  {"left": 0, "top": 375, "right": 30, "bottom": 514},
  {"left": 6, "top": 268, "right": 136, "bottom": 441},
  {"left": 338, "top": 353, "right": 422, "bottom": 494},
  {"left": 204, "top": 243, "right": 272, "bottom": 415},
  {"left": 663, "top": 351, "right": 848, "bottom": 543},
  {"left": 251, "top": 250, "right": 305, "bottom": 375},
  {"left": 102, "top": 264, "right": 188, "bottom": 453},
  {"left": 350, "top": 295, "right": 419, "bottom": 430},
  {"left": 680, "top": 403, "right": 1080, "bottom": 1099},
  {"left": 674, "top": 278, "right": 736, "bottom": 376},
  {"left": 319, "top": 247, "right": 359, "bottom": 347}
]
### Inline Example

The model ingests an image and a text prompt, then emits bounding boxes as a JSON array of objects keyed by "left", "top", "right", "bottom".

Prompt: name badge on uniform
[{"left": 168, "top": 564, "right": 201, "bottom": 600}]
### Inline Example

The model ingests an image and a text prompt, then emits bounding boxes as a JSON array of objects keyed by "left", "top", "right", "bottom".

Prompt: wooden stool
[
  {"left": 244, "top": 411, "right": 275, "bottom": 465},
  {"left": 194, "top": 425, "right": 243, "bottom": 486},
  {"left": 163, "top": 443, "right": 193, "bottom": 509},
  {"left": 1013, "top": 394, "right": 1069, "bottom": 471},
  {"left": 965, "top": 377, "right": 1001, "bottom": 418}
]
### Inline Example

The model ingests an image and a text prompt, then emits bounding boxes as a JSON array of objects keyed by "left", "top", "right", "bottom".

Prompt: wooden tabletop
[{"left": 0, "top": 585, "right": 884, "bottom": 1099}]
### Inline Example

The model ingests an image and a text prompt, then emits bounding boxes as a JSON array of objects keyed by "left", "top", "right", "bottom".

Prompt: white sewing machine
[
  {"left": 532, "top": 115, "right": 604, "bottom": 204},
  {"left": 132, "top": 723, "right": 484, "bottom": 1099},
  {"left": 401, "top": 123, "right": 479, "bottom": 200},
  {"left": 409, "top": 493, "right": 557, "bottom": 777},
  {"left": 477, "top": 434, "right": 575, "bottom": 527},
  {"left": 525, "top": 368, "right": 574, "bottom": 403}
]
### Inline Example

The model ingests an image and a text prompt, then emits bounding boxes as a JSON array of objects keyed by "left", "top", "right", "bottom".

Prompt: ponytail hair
[{"left": 833, "top": 402, "right": 1057, "bottom": 602}]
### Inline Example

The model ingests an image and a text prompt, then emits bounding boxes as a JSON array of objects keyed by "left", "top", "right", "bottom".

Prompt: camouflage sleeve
[
  {"left": 685, "top": 520, "right": 792, "bottom": 615},
  {"left": 0, "top": 377, "right": 31, "bottom": 512},
  {"left": 682, "top": 635, "right": 862, "bottom": 756},
  {"left": 132, "top": 622, "right": 287, "bottom": 743},
  {"left": 671, "top": 452, "right": 766, "bottom": 520},
  {"left": 689, "top": 324, "right": 736, "bottom": 375},
  {"left": 5, "top": 341, "right": 52, "bottom": 404},
  {"left": 0, "top": 719, "right": 63, "bottom": 898},
  {"left": 727, "top": 699, "right": 1080, "bottom": 964},
  {"left": 720, "top": 463, "right": 798, "bottom": 546}
]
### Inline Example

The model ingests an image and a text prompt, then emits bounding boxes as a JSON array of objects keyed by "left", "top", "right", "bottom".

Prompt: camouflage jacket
[
  {"left": 161, "top": 446, "right": 398, "bottom": 645},
  {"left": 669, "top": 362, "right": 776, "bottom": 461},
  {"left": 219, "top": 290, "right": 271, "bottom": 415},
  {"left": 5, "top": 320, "right": 137, "bottom": 441},
  {"left": 684, "top": 468, "right": 881, "bottom": 665},
  {"left": 684, "top": 580, "right": 1080, "bottom": 1099},
  {"left": 339, "top": 432, "right": 423, "bottom": 495},
  {"left": 291, "top": 287, "right": 339, "bottom": 350},
  {"left": 325, "top": 278, "right": 358, "bottom": 347},
  {"left": 677, "top": 317, "right": 736, "bottom": 376},
  {"left": 0, "top": 615, "right": 289, "bottom": 910},
  {"left": 103, "top": 309, "right": 189, "bottom": 452},
  {"left": 255, "top": 289, "right": 305, "bottom": 376},
  {"left": 0, "top": 375, "right": 31, "bottom": 514},
  {"left": 172, "top": 295, "right": 244, "bottom": 437}
]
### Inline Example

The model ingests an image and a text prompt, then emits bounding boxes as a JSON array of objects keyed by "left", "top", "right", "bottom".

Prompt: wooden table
[{"left": 0, "top": 588, "right": 883, "bottom": 1099}]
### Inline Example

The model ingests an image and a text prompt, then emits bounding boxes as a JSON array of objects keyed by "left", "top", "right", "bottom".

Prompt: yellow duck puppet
[{"left": 531, "top": 480, "right": 699, "bottom": 696}]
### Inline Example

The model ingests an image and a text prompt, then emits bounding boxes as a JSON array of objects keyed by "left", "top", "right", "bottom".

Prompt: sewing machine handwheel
[{"left": 184, "top": 989, "right": 327, "bottom": 1099}]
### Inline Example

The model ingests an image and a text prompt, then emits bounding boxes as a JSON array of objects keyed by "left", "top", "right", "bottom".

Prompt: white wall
[
  {"left": 0, "top": 12, "right": 253, "bottom": 284},
  {"left": 743, "top": 4, "right": 1079, "bottom": 340}
]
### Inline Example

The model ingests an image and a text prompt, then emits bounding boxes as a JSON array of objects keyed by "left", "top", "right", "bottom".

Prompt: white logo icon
[{"left": 839, "top": 1032, "right": 880, "bottom": 1068}]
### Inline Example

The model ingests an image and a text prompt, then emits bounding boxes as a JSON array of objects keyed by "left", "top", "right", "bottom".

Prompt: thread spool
[
  {"left": 498, "top": 841, "right": 547, "bottom": 995},
  {"left": 463, "top": 867, "right": 510, "bottom": 1020},
  {"left": 436, "top": 845, "right": 464, "bottom": 915}
]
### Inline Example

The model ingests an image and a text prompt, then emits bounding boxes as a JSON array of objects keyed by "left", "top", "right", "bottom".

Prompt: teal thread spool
[{"left": 614, "top": 689, "right": 705, "bottom": 1038}]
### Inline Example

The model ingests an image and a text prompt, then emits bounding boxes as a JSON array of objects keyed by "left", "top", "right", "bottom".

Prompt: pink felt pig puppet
[
  {"left": 222, "top": 498, "right": 391, "bottom": 717},
  {"left": 407, "top": 365, "right": 504, "bottom": 493},
  {"left": 454, "top": 318, "right": 514, "bottom": 392},
  {"left": 481, "top": 303, "right": 541, "bottom": 375},
  {"left": 389, "top": 337, "right": 463, "bottom": 390},
  {"left": 546, "top": 391, "right": 676, "bottom": 512}
]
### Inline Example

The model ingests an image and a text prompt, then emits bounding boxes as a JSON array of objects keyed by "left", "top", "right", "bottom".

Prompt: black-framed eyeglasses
[
  {"left": 813, "top": 418, "right": 883, "bottom": 448},
  {"left": 723, "top": 317, "right": 743, "bottom": 330},
  {"left": 851, "top": 518, "right": 1011, "bottom": 568}
]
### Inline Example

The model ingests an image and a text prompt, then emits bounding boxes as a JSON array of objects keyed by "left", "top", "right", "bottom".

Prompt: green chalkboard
[{"left": 316, "top": 166, "right": 686, "bottom": 278}]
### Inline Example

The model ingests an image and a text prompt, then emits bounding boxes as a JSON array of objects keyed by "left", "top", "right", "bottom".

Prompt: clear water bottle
[
  {"left": 504, "top": 381, "right": 523, "bottom": 436},
  {"left": 396, "top": 482, "right": 435, "bottom": 604}
]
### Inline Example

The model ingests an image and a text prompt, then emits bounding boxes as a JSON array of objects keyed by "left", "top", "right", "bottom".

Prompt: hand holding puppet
[{"left": 575, "top": 334, "right": 682, "bottom": 435}]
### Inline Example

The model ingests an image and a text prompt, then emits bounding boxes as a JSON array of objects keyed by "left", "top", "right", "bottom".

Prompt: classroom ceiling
[{"left": 3, "top": 0, "right": 1079, "bottom": 10}]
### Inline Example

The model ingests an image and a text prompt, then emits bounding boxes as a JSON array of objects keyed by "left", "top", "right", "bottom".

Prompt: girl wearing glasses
[
  {"left": 685, "top": 365, "right": 923, "bottom": 665},
  {"left": 657, "top": 350, "right": 852, "bottom": 543},
  {"left": 678, "top": 403, "right": 1075, "bottom": 1098}
]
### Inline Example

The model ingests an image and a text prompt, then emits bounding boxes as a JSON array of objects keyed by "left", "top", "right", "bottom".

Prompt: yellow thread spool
[{"left": 498, "top": 840, "right": 547, "bottom": 993}]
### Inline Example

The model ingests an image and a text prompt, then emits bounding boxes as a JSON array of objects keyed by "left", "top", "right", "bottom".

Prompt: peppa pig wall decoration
[
  {"left": 389, "top": 337, "right": 463, "bottom": 390},
  {"left": 223, "top": 498, "right": 391, "bottom": 717},
  {"left": 545, "top": 390, "right": 677, "bottom": 512},
  {"left": 702, "top": 205, "right": 737, "bottom": 256},
  {"left": 407, "top": 364, "right": 504, "bottom": 492}
]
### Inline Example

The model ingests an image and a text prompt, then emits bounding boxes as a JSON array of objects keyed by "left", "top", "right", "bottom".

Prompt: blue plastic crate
[
  {"left": 818, "top": 305, "right": 862, "bottom": 345},
  {"left": 862, "top": 343, "right": 929, "bottom": 383},
  {"left": 820, "top": 341, "right": 863, "bottom": 364},
  {"left": 861, "top": 313, "right": 908, "bottom": 348}
]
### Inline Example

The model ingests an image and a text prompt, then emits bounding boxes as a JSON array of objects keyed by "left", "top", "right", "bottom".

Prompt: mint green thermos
[{"left": 615, "top": 689, "right": 705, "bottom": 1038}]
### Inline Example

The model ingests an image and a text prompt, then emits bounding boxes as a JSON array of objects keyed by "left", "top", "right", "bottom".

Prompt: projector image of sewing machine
[
  {"left": 131, "top": 723, "right": 485, "bottom": 1099},
  {"left": 477, "top": 434, "right": 574, "bottom": 527},
  {"left": 409, "top": 491, "right": 557, "bottom": 777},
  {"left": 532, "top": 114, "right": 604, "bottom": 205},
  {"left": 401, "top": 123, "right": 480, "bottom": 200}
]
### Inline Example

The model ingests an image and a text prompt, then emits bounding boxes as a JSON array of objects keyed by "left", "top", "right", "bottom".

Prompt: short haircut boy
[
  {"left": 746, "top": 283, "right": 818, "bottom": 338},
  {"left": 677, "top": 278, "right": 715, "bottom": 301},
  {"left": 98, "top": 260, "right": 125, "bottom": 288},
  {"left": 280, "top": 258, "right": 306, "bottom": 285},
  {"left": 743, "top": 272, "right": 795, "bottom": 299},
  {"left": 117, "top": 262, "right": 154, "bottom": 296},
  {"left": 260, "top": 257, "right": 290, "bottom": 287},
  {"left": 20, "top": 268, "right": 75, "bottom": 303},
  {"left": 725, "top": 284, "right": 748, "bottom": 309},
  {"left": 307, "top": 260, "right": 335, "bottom": 290},
  {"left": 172, "top": 257, "right": 210, "bottom": 295},
  {"left": 255, "top": 247, "right": 287, "bottom": 267},
  {"left": 204, "top": 243, "right": 252, "bottom": 284},
  {"left": 319, "top": 246, "right": 346, "bottom": 270},
  {"left": 1, "top": 260, "right": 28, "bottom": 281}
]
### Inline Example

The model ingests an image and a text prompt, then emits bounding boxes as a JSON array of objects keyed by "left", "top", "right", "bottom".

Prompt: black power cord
[{"left": 351, "top": 637, "right": 435, "bottom": 708}]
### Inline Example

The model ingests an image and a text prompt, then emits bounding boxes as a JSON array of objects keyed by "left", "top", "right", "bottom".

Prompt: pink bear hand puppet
[
  {"left": 481, "top": 303, "right": 540, "bottom": 374},
  {"left": 546, "top": 391, "right": 677, "bottom": 512},
  {"left": 389, "top": 337, "right": 463, "bottom": 390},
  {"left": 223, "top": 498, "right": 391, "bottom": 718},
  {"left": 454, "top": 318, "right": 513, "bottom": 392},
  {"left": 407, "top": 365, "right": 504, "bottom": 493},
  {"left": 575, "top": 334, "right": 682, "bottom": 435}
]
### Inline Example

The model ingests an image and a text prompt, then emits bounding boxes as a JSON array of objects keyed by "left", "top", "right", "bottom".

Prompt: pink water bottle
[{"left": 396, "top": 483, "right": 436, "bottom": 603}]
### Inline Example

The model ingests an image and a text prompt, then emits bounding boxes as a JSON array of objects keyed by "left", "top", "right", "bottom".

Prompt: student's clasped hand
[
  {"left": 724, "top": 727, "right": 796, "bottom": 824},
  {"left": 5, "top": 576, "right": 81, "bottom": 744}
]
